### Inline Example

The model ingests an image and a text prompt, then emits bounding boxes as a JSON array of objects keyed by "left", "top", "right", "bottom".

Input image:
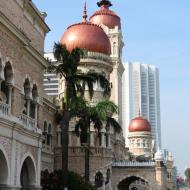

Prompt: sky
[{"left": 33, "top": 0, "right": 190, "bottom": 175}]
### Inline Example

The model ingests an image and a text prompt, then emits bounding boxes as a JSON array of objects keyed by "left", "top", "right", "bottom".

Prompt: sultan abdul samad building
[{"left": 0, "top": 0, "right": 174, "bottom": 190}]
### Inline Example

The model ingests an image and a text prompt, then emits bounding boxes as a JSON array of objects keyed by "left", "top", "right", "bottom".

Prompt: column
[
  {"left": 76, "top": 135, "right": 81, "bottom": 146},
  {"left": 108, "top": 133, "right": 111, "bottom": 147},
  {"left": 68, "top": 132, "right": 72, "bottom": 146},
  {"left": 101, "top": 132, "right": 105, "bottom": 147},
  {"left": 34, "top": 103, "right": 38, "bottom": 128},
  {"left": 102, "top": 178, "right": 105, "bottom": 190},
  {"left": 37, "top": 142, "right": 42, "bottom": 187},
  {"left": 57, "top": 131, "right": 61, "bottom": 147},
  {"left": 76, "top": 128, "right": 81, "bottom": 146},
  {"left": 26, "top": 99, "right": 31, "bottom": 116},
  {"left": 8, "top": 85, "right": 13, "bottom": 114},
  {"left": 10, "top": 126, "right": 16, "bottom": 186},
  {"left": 90, "top": 132, "right": 94, "bottom": 147}
]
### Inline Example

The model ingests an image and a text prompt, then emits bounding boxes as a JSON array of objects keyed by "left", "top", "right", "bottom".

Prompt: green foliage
[
  {"left": 185, "top": 168, "right": 190, "bottom": 179},
  {"left": 74, "top": 99, "right": 121, "bottom": 144},
  {"left": 41, "top": 170, "right": 96, "bottom": 190}
]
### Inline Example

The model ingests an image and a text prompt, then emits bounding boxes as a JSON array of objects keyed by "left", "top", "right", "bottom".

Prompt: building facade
[
  {"left": 122, "top": 62, "right": 162, "bottom": 149},
  {"left": 0, "top": 0, "right": 172, "bottom": 190},
  {"left": 0, "top": 0, "right": 56, "bottom": 189}
]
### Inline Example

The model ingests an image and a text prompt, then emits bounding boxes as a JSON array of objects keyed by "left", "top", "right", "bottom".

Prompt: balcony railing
[
  {"left": 81, "top": 51, "right": 111, "bottom": 63},
  {"left": 0, "top": 102, "right": 41, "bottom": 134},
  {"left": 19, "top": 114, "right": 36, "bottom": 131},
  {"left": 0, "top": 101, "right": 10, "bottom": 115},
  {"left": 112, "top": 161, "right": 155, "bottom": 167}
]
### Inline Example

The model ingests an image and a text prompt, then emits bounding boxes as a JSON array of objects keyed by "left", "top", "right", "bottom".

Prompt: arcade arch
[
  {"left": 20, "top": 156, "right": 36, "bottom": 190},
  {"left": 0, "top": 149, "right": 9, "bottom": 185},
  {"left": 118, "top": 176, "right": 151, "bottom": 190}
]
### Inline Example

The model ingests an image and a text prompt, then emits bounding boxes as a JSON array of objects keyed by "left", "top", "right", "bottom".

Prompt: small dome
[
  {"left": 60, "top": 22, "right": 111, "bottom": 55},
  {"left": 129, "top": 117, "right": 151, "bottom": 132},
  {"left": 90, "top": 0, "right": 121, "bottom": 29}
]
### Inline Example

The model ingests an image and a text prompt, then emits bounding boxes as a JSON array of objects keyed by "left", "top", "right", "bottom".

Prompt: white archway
[
  {"left": 0, "top": 147, "right": 9, "bottom": 185},
  {"left": 116, "top": 175, "right": 153, "bottom": 190},
  {"left": 19, "top": 153, "right": 37, "bottom": 189}
]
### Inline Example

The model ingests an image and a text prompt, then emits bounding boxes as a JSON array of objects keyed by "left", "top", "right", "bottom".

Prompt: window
[{"left": 137, "top": 139, "right": 140, "bottom": 147}]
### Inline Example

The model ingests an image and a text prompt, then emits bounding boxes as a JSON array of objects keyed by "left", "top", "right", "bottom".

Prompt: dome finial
[
  {"left": 97, "top": 0, "right": 112, "bottom": 9},
  {"left": 82, "top": 0, "right": 87, "bottom": 22}
]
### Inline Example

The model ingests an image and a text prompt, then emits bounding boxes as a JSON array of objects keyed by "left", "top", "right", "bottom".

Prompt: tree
[
  {"left": 48, "top": 43, "right": 111, "bottom": 189},
  {"left": 41, "top": 170, "right": 97, "bottom": 190},
  {"left": 73, "top": 98, "right": 121, "bottom": 183},
  {"left": 185, "top": 168, "right": 190, "bottom": 187}
]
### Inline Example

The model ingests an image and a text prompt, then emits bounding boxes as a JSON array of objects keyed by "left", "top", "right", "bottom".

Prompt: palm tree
[
  {"left": 73, "top": 98, "right": 121, "bottom": 183},
  {"left": 48, "top": 43, "right": 111, "bottom": 189}
]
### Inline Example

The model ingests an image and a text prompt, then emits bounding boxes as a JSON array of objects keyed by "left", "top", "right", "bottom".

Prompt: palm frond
[
  {"left": 70, "top": 96, "right": 88, "bottom": 116},
  {"left": 87, "top": 72, "right": 111, "bottom": 97},
  {"left": 53, "top": 43, "right": 70, "bottom": 63},
  {"left": 95, "top": 100, "right": 118, "bottom": 121},
  {"left": 106, "top": 117, "right": 121, "bottom": 133},
  {"left": 74, "top": 74, "right": 96, "bottom": 99}
]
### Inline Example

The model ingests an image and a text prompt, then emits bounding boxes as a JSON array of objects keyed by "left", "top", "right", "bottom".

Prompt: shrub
[{"left": 41, "top": 170, "right": 96, "bottom": 190}]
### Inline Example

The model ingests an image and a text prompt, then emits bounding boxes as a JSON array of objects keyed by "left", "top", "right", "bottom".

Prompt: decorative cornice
[{"left": 28, "top": 1, "right": 50, "bottom": 33}]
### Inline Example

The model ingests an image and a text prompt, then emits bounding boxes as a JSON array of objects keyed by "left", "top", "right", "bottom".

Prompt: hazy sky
[{"left": 33, "top": 0, "right": 190, "bottom": 175}]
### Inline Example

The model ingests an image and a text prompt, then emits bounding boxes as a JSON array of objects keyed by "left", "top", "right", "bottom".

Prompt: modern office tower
[
  {"left": 43, "top": 53, "right": 59, "bottom": 96},
  {"left": 122, "top": 62, "right": 162, "bottom": 149}
]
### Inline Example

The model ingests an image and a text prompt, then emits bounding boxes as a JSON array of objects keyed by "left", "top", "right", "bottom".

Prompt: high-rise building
[
  {"left": 43, "top": 53, "right": 59, "bottom": 96},
  {"left": 122, "top": 62, "right": 162, "bottom": 149}
]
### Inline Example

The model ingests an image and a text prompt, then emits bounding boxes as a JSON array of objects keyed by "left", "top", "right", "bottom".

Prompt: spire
[
  {"left": 97, "top": 0, "right": 112, "bottom": 8},
  {"left": 138, "top": 108, "right": 141, "bottom": 117},
  {"left": 82, "top": 0, "right": 87, "bottom": 22}
]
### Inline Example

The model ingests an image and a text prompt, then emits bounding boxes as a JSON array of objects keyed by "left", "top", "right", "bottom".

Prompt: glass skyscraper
[{"left": 122, "top": 62, "right": 162, "bottom": 149}]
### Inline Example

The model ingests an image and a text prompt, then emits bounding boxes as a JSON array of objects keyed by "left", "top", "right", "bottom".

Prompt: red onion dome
[
  {"left": 129, "top": 117, "right": 151, "bottom": 132},
  {"left": 60, "top": 22, "right": 111, "bottom": 55},
  {"left": 60, "top": 1, "right": 111, "bottom": 55},
  {"left": 90, "top": 0, "right": 121, "bottom": 29}
]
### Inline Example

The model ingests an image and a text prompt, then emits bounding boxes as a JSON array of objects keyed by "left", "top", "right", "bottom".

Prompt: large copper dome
[
  {"left": 90, "top": 0, "right": 121, "bottom": 29},
  {"left": 60, "top": 22, "right": 111, "bottom": 55},
  {"left": 129, "top": 117, "right": 151, "bottom": 132}
]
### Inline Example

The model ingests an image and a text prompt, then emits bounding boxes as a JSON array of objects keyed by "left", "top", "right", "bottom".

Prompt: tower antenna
[{"left": 82, "top": 0, "right": 87, "bottom": 22}]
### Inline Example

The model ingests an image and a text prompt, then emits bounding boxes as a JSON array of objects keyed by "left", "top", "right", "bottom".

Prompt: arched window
[
  {"left": 43, "top": 121, "right": 47, "bottom": 145},
  {"left": 95, "top": 172, "right": 103, "bottom": 188},
  {"left": 0, "top": 62, "right": 14, "bottom": 107},
  {"left": 106, "top": 169, "right": 111, "bottom": 184},
  {"left": 1, "top": 81, "right": 8, "bottom": 103},
  {"left": 105, "top": 134, "right": 109, "bottom": 147},
  {"left": 32, "top": 84, "right": 38, "bottom": 102},
  {"left": 4, "top": 62, "right": 13, "bottom": 85},
  {"left": 43, "top": 121, "right": 47, "bottom": 133},
  {"left": 47, "top": 124, "right": 52, "bottom": 146}
]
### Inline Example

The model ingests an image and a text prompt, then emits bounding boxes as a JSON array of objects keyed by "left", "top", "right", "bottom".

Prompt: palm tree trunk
[
  {"left": 85, "top": 146, "right": 90, "bottom": 182},
  {"left": 60, "top": 110, "right": 70, "bottom": 190},
  {"left": 84, "top": 123, "right": 90, "bottom": 182}
]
